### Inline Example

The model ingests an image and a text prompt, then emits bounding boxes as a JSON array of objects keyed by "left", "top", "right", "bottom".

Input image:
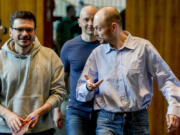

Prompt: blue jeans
[
  {"left": 96, "top": 109, "right": 149, "bottom": 135},
  {"left": 66, "top": 107, "right": 97, "bottom": 135}
]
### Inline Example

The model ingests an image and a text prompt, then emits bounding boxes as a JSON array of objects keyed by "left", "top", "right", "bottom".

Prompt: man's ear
[
  {"left": 78, "top": 18, "right": 81, "bottom": 27},
  {"left": 9, "top": 27, "right": 13, "bottom": 37},
  {"left": 34, "top": 29, "right": 37, "bottom": 35},
  {"left": 111, "top": 22, "right": 117, "bottom": 32}
]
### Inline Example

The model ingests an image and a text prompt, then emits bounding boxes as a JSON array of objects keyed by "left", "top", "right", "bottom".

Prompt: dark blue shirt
[{"left": 60, "top": 35, "right": 99, "bottom": 112}]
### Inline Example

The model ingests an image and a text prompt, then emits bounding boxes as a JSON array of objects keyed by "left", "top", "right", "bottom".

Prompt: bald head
[
  {"left": 94, "top": 7, "right": 122, "bottom": 27},
  {"left": 80, "top": 6, "right": 98, "bottom": 19},
  {"left": 78, "top": 6, "right": 98, "bottom": 41},
  {"left": 93, "top": 7, "right": 123, "bottom": 44}
]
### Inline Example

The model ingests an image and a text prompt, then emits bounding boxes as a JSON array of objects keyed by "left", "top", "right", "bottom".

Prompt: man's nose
[
  {"left": 22, "top": 30, "right": 29, "bottom": 35},
  {"left": 88, "top": 20, "right": 93, "bottom": 25},
  {"left": 94, "top": 30, "right": 98, "bottom": 36}
]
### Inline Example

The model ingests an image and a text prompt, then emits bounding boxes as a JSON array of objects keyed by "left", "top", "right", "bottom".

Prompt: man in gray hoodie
[{"left": 0, "top": 10, "right": 66, "bottom": 135}]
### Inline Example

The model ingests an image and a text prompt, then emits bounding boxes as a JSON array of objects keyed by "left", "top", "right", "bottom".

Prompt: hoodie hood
[{"left": 1, "top": 37, "right": 41, "bottom": 58}]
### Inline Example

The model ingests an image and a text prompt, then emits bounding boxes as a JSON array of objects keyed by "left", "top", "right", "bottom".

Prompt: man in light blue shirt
[{"left": 76, "top": 7, "right": 180, "bottom": 135}]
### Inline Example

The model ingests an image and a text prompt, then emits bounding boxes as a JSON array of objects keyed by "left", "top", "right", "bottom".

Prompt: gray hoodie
[{"left": 0, "top": 38, "right": 66, "bottom": 133}]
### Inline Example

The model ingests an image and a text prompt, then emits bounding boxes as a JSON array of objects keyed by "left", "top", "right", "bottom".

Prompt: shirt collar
[{"left": 104, "top": 31, "right": 137, "bottom": 54}]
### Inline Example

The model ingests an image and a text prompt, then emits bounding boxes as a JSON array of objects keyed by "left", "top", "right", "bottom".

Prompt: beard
[
  {"left": 19, "top": 35, "right": 31, "bottom": 40},
  {"left": 16, "top": 35, "right": 35, "bottom": 48},
  {"left": 98, "top": 38, "right": 109, "bottom": 44}
]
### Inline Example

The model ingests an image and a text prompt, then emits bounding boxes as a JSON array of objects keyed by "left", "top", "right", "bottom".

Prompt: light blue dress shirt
[{"left": 76, "top": 32, "right": 180, "bottom": 117}]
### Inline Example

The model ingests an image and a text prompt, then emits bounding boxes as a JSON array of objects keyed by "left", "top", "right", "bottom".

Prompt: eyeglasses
[{"left": 11, "top": 27, "right": 34, "bottom": 33}]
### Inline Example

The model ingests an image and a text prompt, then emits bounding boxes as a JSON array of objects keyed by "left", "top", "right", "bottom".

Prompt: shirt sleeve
[
  {"left": 60, "top": 43, "right": 70, "bottom": 72},
  {"left": 46, "top": 50, "right": 66, "bottom": 108},
  {"left": 146, "top": 41, "right": 180, "bottom": 117},
  {"left": 76, "top": 51, "right": 99, "bottom": 102}
]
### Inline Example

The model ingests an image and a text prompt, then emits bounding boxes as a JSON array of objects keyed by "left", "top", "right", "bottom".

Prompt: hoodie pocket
[{"left": 10, "top": 95, "right": 43, "bottom": 119}]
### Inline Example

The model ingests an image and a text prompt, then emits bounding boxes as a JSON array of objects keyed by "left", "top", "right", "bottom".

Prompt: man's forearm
[
  {"left": 54, "top": 106, "right": 61, "bottom": 112},
  {"left": 53, "top": 106, "right": 61, "bottom": 120},
  {"left": 0, "top": 104, "right": 11, "bottom": 118},
  {"left": 0, "top": 103, "right": 52, "bottom": 118},
  {"left": 35, "top": 103, "right": 52, "bottom": 116}
]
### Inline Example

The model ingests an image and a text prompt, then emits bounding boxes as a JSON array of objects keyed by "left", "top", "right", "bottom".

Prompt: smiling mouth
[{"left": 20, "top": 39, "right": 30, "bottom": 43}]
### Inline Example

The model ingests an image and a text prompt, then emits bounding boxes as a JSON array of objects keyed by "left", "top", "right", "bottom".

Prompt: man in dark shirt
[{"left": 54, "top": 6, "right": 99, "bottom": 135}]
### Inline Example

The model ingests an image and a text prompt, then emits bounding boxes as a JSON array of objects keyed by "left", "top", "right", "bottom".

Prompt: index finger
[
  {"left": 95, "top": 80, "right": 103, "bottom": 87},
  {"left": 84, "top": 74, "right": 93, "bottom": 83},
  {"left": 84, "top": 74, "right": 90, "bottom": 81}
]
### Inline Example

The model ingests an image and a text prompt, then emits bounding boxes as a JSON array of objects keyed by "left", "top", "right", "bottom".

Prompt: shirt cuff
[
  {"left": 167, "top": 105, "right": 180, "bottom": 118},
  {"left": 76, "top": 84, "right": 95, "bottom": 102}
]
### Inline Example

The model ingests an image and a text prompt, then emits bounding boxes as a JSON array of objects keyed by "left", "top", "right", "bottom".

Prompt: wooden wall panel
[
  {"left": 0, "top": 0, "right": 43, "bottom": 45},
  {"left": 126, "top": 0, "right": 180, "bottom": 135}
]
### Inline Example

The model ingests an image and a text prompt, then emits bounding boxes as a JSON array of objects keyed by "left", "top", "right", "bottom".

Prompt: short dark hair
[
  {"left": 66, "top": 5, "right": 75, "bottom": 13},
  {"left": 10, "top": 10, "right": 36, "bottom": 29}
]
